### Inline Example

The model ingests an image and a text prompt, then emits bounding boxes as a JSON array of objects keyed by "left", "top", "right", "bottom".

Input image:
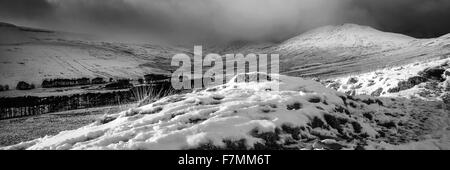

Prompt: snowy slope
[
  {"left": 278, "top": 24, "right": 414, "bottom": 49},
  {"left": 197, "top": 24, "right": 450, "bottom": 79},
  {"left": 199, "top": 24, "right": 449, "bottom": 80},
  {"left": 0, "top": 23, "right": 185, "bottom": 87},
  {"left": 325, "top": 58, "right": 450, "bottom": 102},
  {"left": 3, "top": 73, "right": 448, "bottom": 150},
  {"left": 274, "top": 24, "right": 450, "bottom": 78},
  {"left": 2, "top": 22, "right": 450, "bottom": 87}
]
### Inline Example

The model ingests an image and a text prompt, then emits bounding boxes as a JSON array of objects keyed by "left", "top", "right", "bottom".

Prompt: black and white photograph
[{"left": 0, "top": 0, "right": 449, "bottom": 156}]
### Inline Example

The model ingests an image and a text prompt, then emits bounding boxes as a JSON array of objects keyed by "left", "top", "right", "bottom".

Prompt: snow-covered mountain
[
  {"left": 274, "top": 24, "right": 450, "bottom": 78},
  {"left": 3, "top": 72, "right": 448, "bottom": 150},
  {"left": 278, "top": 24, "right": 415, "bottom": 49},
  {"left": 0, "top": 22, "right": 186, "bottom": 87},
  {"left": 1, "top": 22, "right": 449, "bottom": 87},
  {"left": 202, "top": 24, "right": 450, "bottom": 79}
]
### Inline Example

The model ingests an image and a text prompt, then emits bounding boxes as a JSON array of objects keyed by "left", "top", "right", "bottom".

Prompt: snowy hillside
[
  {"left": 0, "top": 22, "right": 184, "bottom": 87},
  {"left": 325, "top": 58, "right": 450, "bottom": 102},
  {"left": 2, "top": 22, "right": 449, "bottom": 87},
  {"left": 278, "top": 24, "right": 414, "bottom": 49},
  {"left": 197, "top": 24, "right": 450, "bottom": 80},
  {"left": 3, "top": 73, "right": 448, "bottom": 150},
  {"left": 275, "top": 24, "right": 450, "bottom": 78}
]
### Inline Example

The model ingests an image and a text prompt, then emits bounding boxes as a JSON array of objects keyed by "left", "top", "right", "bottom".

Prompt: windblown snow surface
[
  {"left": 325, "top": 58, "right": 450, "bottom": 102},
  {"left": 3, "top": 71, "right": 449, "bottom": 150}
]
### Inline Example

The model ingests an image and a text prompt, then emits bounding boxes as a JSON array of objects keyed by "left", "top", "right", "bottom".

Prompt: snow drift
[{"left": 3, "top": 72, "right": 449, "bottom": 150}]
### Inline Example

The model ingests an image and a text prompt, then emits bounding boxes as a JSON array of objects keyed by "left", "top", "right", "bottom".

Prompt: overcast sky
[{"left": 1, "top": 0, "right": 450, "bottom": 44}]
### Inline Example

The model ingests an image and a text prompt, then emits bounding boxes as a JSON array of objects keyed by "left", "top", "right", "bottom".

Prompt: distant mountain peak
[{"left": 279, "top": 24, "right": 415, "bottom": 49}]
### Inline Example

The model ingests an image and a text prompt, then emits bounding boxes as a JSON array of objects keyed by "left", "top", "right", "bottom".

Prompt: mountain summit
[
  {"left": 279, "top": 24, "right": 415, "bottom": 49},
  {"left": 274, "top": 24, "right": 449, "bottom": 78}
]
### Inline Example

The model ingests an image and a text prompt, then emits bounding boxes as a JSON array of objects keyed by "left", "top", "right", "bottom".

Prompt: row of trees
[
  {"left": 0, "top": 75, "right": 176, "bottom": 119},
  {"left": 41, "top": 77, "right": 104, "bottom": 88},
  {"left": 0, "top": 91, "right": 136, "bottom": 119},
  {"left": 0, "top": 82, "right": 35, "bottom": 91},
  {"left": 0, "top": 85, "right": 9, "bottom": 91},
  {"left": 144, "top": 74, "right": 170, "bottom": 83},
  {"left": 16, "top": 81, "right": 35, "bottom": 90},
  {"left": 9, "top": 73, "right": 171, "bottom": 91},
  {"left": 11, "top": 77, "right": 106, "bottom": 91}
]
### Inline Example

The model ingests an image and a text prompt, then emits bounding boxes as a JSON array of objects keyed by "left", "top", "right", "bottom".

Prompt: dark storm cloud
[
  {"left": 0, "top": 0, "right": 53, "bottom": 19},
  {"left": 353, "top": 0, "right": 450, "bottom": 38},
  {"left": 0, "top": 0, "right": 449, "bottom": 44}
]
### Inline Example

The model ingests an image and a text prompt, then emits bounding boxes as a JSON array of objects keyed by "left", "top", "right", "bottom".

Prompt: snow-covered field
[{"left": 3, "top": 72, "right": 448, "bottom": 150}]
